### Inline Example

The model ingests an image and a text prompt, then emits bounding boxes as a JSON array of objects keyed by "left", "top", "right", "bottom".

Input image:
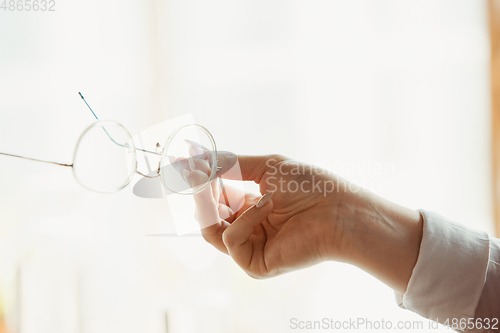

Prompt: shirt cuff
[{"left": 395, "top": 210, "right": 490, "bottom": 323}]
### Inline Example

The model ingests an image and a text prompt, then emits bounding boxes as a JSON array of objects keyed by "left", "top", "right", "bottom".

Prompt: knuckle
[
  {"left": 201, "top": 232, "right": 213, "bottom": 243},
  {"left": 200, "top": 224, "right": 221, "bottom": 243},
  {"left": 221, "top": 229, "right": 235, "bottom": 247}
]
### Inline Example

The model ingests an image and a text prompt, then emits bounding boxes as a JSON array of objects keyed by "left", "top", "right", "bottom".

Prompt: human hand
[
  {"left": 185, "top": 153, "right": 348, "bottom": 279},
  {"left": 182, "top": 151, "right": 422, "bottom": 294}
]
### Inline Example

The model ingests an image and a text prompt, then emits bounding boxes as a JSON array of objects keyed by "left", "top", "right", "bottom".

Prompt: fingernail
[
  {"left": 256, "top": 191, "right": 274, "bottom": 208},
  {"left": 188, "top": 156, "right": 196, "bottom": 171}
]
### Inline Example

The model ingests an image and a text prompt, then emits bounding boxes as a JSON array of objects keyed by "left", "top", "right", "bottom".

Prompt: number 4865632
[{"left": 1, "top": 0, "right": 56, "bottom": 11}]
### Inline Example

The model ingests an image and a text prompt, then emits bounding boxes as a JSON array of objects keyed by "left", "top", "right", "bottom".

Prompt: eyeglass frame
[{"left": 0, "top": 93, "right": 228, "bottom": 198}]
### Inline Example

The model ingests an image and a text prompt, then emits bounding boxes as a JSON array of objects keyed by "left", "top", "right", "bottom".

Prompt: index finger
[{"left": 220, "top": 154, "right": 286, "bottom": 183}]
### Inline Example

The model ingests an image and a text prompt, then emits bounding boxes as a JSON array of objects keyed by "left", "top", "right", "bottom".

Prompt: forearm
[
  {"left": 338, "top": 188, "right": 500, "bottom": 328},
  {"left": 338, "top": 188, "right": 423, "bottom": 294}
]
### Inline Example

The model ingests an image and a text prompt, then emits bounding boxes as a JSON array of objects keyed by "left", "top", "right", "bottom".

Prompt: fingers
[
  {"left": 183, "top": 139, "right": 287, "bottom": 185},
  {"left": 189, "top": 171, "right": 219, "bottom": 229},
  {"left": 190, "top": 173, "right": 246, "bottom": 226},
  {"left": 215, "top": 151, "right": 238, "bottom": 176},
  {"left": 222, "top": 192, "right": 274, "bottom": 252},
  {"left": 189, "top": 170, "right": 229, "bottom": 254},
  {"left": 210, "top": 178, "right": 220, "bottom": 205},
  {"left": 190, "top": 167, "right": 275, "bottom": 269},
  {"left": 221, "top": 154, "right": 286, "bottom": 183},
  {"left": 185, "top": 139, "right": 206, "bottom": 157},
  {"left": 217, "top": 202, "right": 234, "bottom": 221},
  {"left": 183, "top": 140, "right": 237, "bottom": 177},
  {"left": 185, "top": 149, "right": 283, "bottom": 262},
  {"left": 181, "top": 144, "right": 282, "bottom": 185},
  {"left": 217, "top": 181, "right": 246, "bottom": 215}
]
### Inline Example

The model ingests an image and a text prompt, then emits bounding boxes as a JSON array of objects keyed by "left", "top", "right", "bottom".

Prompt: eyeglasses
[{"left": 0, "top": 93, "right": 227, "bottom": 197}]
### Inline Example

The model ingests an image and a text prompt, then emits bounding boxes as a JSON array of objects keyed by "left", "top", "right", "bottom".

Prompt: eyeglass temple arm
[
  {"left": 0, "top": 93, "right": 158, "bottom": 170},
  {"left": 0, "top": 152, "right": 72, "bottom": 167},
  {"left": 79, "top": 92, "right": 160, "bottom": 156}
]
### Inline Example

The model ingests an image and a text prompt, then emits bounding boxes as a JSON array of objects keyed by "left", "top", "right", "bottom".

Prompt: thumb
[{"left": 222, "top": 191, "right": 274, "bottom": 250}]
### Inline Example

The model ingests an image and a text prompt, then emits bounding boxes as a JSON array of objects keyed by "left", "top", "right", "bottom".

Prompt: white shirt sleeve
[{"left": 394, "top": 210, "right": 500, "bottom": 332}]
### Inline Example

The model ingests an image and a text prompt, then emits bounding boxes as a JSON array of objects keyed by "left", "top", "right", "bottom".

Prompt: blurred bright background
[{"left": 0, "top": 0, "right": 493, "bottom": 332}]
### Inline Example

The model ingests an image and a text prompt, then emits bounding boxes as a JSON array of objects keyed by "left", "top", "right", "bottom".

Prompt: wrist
[{"left": 333, "top": 187, "right": 423, "bottom": 294}]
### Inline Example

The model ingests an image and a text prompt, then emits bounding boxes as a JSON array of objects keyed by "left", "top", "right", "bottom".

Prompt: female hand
[
  {"left": 185, "top": 153, "right": 422, "bottom": 293},
  {"left": 187, "top": 154, "right": 347, "bottom": 279}
]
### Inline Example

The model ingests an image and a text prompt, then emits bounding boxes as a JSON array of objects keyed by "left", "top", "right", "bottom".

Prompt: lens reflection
[{"left": 160, "top": 124, "right": 217, "bottom": 195}]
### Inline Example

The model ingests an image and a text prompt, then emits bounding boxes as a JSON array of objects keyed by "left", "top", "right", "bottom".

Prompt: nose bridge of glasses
[
  {"left": 135, "top": 167, "right": 161, "bottom": 179},
  {"left": 134, "top": 156, "right": 161, "bottom": 178}
]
